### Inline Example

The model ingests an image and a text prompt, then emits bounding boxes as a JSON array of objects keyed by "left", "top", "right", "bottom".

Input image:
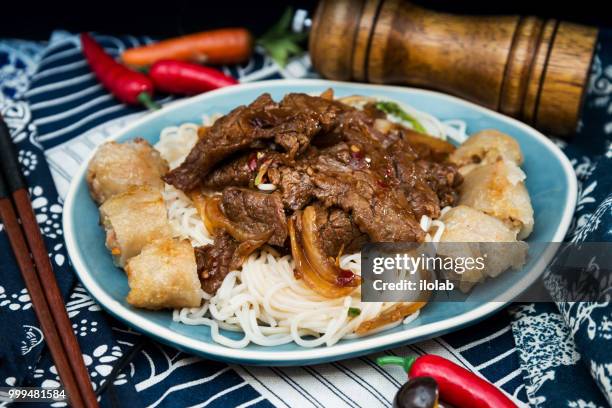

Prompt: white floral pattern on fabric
[{"left": 511, "top": 305, "right": 581, "bottom": 406}]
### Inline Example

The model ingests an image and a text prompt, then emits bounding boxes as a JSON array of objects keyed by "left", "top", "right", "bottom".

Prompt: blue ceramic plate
[{"left": 63, "top": 79, "right": 576, "bottom": 366}]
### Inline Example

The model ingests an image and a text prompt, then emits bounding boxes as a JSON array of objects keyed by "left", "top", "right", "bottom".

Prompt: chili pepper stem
[
  {"left": 137, "top": 92, "right": 161, "bottom": 111},
  {"left": 377, "top": 356, "right": 417, "bottom": 373}
]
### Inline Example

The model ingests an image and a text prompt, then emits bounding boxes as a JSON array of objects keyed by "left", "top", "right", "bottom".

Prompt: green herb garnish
[
  {"left": 375, "top": 101, "right": 426, "bottom": 133},
  {"left": 257, "top": 7, "right": 308, "bottom": 67},
  {"left": 348, "top": 307, "right": 361, "bottom": 318}
]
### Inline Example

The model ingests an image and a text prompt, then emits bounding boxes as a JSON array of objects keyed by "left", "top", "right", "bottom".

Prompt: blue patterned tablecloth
[{"left": 0, "top": 29, "right": 610, "bottom": 408}]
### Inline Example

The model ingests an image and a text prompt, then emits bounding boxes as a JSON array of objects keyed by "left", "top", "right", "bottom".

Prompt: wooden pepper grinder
[{"left": 308, "top": 0, "right": 599, "bottom": 136}]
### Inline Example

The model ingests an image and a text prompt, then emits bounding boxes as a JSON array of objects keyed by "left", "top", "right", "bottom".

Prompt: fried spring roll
[
  {"left": 437, "top": 205, "right": 528, "bottom": 292},
  {"left": 450, "top": 129, "right": 523, "bottom": 175},
  {"left": 458, "top": 160, "right": 534, "bottom": 239},
  {"left": 99, "top": 186, "right": 172, "bottom": 266},
  {"left": 87, "top": 138, "right": 168, "bottom": 204},
  {"left": 126, "top": 238, "right": 201, "bottom": 309}
]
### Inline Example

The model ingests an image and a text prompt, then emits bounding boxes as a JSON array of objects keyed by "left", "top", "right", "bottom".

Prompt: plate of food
[{"left": 63, "top": 79, "right": 576, "bottom": 365}]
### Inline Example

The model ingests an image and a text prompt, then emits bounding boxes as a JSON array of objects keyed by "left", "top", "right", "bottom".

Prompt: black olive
[{"left": 393, "top": 376, "right": 439, "bottom": 408}]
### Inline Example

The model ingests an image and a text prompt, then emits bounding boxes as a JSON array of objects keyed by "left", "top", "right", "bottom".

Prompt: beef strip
[
  {"left": 267, "top": 164, "right": 316, "bottom": 211},
  {"left": 201, "top": 151, "right": 256, "bottom": 189},
  {"left": 195, "top": 232, "right": 240, "bottom": 294},
  {"left": 196, "top": 229, "right": 269, "bottom": 294},
  {"left": 413, "top": 160, "right": 463, "bottom": 208},
  {"left": 164, "top": 93, "right": 348, "bottom": 191},
  {"left": 315, "top": 205, "right": 368, "bottom": 257},
  {"left": 387, "top": 137, "right": 462, "bottom": 217},
  {"left": 164, "top": 93, "right": 276, "bottom": 191},
  {"left": 220, "top": 187, "right": 288, "bottom": 246},
  {"left": 202, "top": 150, "right": 284, "bottom": 189},
  {"left": 309, "top": 143, "right": 426, "bottom": 242}
]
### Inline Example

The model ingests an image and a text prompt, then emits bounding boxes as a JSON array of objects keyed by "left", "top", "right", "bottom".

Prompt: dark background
[{"left": 2, "top": 0, "right": 611, "bottom": 40}]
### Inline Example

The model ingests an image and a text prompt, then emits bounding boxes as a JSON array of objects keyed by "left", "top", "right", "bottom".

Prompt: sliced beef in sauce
[
  {"left": 413, "top": 160, "right": 463, "bottom": 208},
  {"left": 164, "top": 94, "right": 277, "bottom": 191},
  {"left": 179, "top": 92, "right": 465, "bottom": 297},
  {"left": 195, "top": 232, "right": 240, "bottom": 294},
  {"left": 315, "top": 206, "right": 367, "bottom": 258},
  {"left": 388, "top": 138, "right": 462, "bottom": 217},
  {"left": 165, "top": 93, "right": 348, "bottom": 191},
  {"left": 202, "top": 150, "right": 283, "bottom": 189},
  {"left": 196, "top": 230, "right": 269, "bottom": 294},
  {"left": 201, "top": 152, "right": 256, "bottom": 189},
  {"left": 309, "top": 143, "right": 426, "bottom": 242},
  {"left": 220, "top": 187, "right": 288, "bottom": 247},
  {"left": 267, "top": 164, "right": 316, "bottom": 211}
]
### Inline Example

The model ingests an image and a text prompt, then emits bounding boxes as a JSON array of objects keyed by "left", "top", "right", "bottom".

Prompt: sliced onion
[
  {"left": 288, "top": 217, "right": 356, "bottom": 299},
  {"left": 257, "top": 183, "right": 277, "bottom": 192},
  {"left": 355, "top": 302, "right": 427, "bottom": 335},
  {"left": 301, "top": 206, "right": 360, "bottom": 287},
  {"left": 402, "top": 129, "right": 455, "bottom": 156},
  {"left": 191, "top": 191, "right": 214, "bottom": 233},
  {"left": 232, "top": 239, "right": 267, "bottom": 269},
  {"left": 254, "top": 159, "right": 273, "bottom": 186},
  {"left": 192, "top": 192, "right": 272, "bottom": 243},
  {"left": 374, "top": 118, "right": 394, "bottom": 134}
]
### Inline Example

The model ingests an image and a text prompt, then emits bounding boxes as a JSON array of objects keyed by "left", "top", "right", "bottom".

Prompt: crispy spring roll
[
  {"left": 126, "top": 238, "right": 201, "bottom": 310},
  {"left": 99, "top": 186, "right": 172, "bottom": 266},
  {"left": 437, "top": 205, "right": 528, "bottom": 292},
  {"left": 87, "top": 138, "right": 168, "bottom": 204},
  {"left": 458, "top": 160, "right": 534, "bottom": 239},
  {"left": 450, "top": 129, "right": 523, "bottom": 175}
]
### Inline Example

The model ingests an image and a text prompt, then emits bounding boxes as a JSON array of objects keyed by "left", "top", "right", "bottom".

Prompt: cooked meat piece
[
  {"left": 201, "top": 152, "right": 257, "bottom": 189},
  {"left": 309, "top": 143, "right": 426, "bottom": 242},
  {"left": 312, "top": 172, "right": 424, "bottom": 242},
  {"left": 126, "top": 238, "right": 201, "bottom": 309},
  {"left": 415, "top": 160, "right": 463, "bottom": 208},
  {"left": 164, "top": 93, "right": 277, "bottom": 191},
  {"left": 314, "top": 206, "right": 368, "bottom": 257},
  {"left": 202, "top": 150, "right": 286, "bottom": 190},
  {"left": 267, "top": 164, "right": 316, "bottom": 211},
  {"left": 195, "top": 232, "right": 239, "bottom": 294},
  {"left": 164, "top": 93, "right": 349, "bottom": 191},
  {"left": 220, "top": 187, "right": 288, "bottom": 246},
  {"left": 387, "top": 138, "right": 462, "bottom": 216},
  {"left": 87, "top": 138, "right": 168, "bottom": 204},
  {"left": 402, "top": 179, "right": 441, "bottom": 220},
  {"left": 272, "top": 93, "right": 347, "bottom": 155},
  {"left": 195, "top": 231, "right": 264, "bottom": 294}
]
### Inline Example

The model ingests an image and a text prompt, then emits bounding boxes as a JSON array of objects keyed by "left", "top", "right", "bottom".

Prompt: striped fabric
[{"left": 26, "top": 32, "right": 528, "bottom": 407}]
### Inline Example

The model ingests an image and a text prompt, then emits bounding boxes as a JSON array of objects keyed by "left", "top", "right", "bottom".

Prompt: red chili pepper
[
  {"left": 149, "top": 60, "right": 238, "bottom": 95},
  {"left": 80, "top": 33, "right": 159, "bottom": 110},
  {"left": 377, "top": 355, "right": 517, "bottom": 408},
  {"left": 336, "top": 268, "right": 356, "bottom": 287}
]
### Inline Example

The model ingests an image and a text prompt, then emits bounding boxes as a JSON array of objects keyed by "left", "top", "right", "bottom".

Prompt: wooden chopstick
[
  {"left": 0, "top": 118, "right": 99, "bottom": 408},
  {"left": 0, "top": 175, "right": 84, "bottom": 407}
]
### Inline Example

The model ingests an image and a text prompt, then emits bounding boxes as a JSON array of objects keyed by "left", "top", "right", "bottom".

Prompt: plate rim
[{"left": 63, "top": 78, "right": 577, "bottom": 364}]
